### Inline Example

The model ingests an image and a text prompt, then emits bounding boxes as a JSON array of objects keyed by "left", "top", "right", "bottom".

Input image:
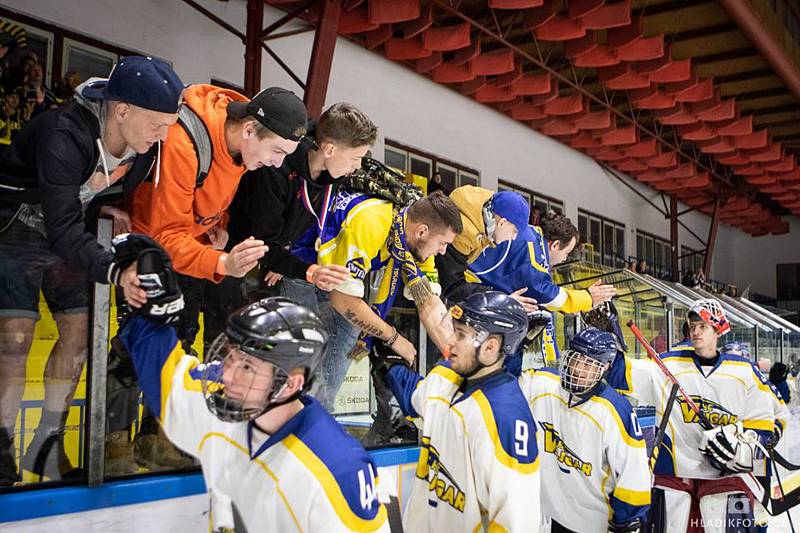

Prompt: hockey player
[
  {"left": 518, "top": 328, "right": 650, "bottom": 533},
  {"left": 470, "top": 211, "right": 616, "bottom": 371},
  {"left": 114, "top": 234, "right": 389, "bottom": 532},
  {"left": 605, "top": 298, "right": 789, "bottom": 533},
  {"left": 374, "top": 291, "right": 541, "bottom": 532}
]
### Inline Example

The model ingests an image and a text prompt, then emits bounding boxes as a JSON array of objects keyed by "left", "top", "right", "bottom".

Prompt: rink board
[{"left": 0, "top": 446, "right": 420, "bottom": 528}]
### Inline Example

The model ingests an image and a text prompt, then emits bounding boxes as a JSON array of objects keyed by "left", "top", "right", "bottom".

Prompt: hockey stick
[
  {"left": 773, "top": 460, "right": 797, "bottom": 533},
  {"left": 648, "top": 383, "right": 679, "bottom": 472},
  {"left": 628, "top": 321, "right": 800, "bottom": 516}
]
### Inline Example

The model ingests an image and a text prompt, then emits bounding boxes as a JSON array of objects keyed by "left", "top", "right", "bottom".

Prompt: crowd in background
[{"left": 0, "top": 20, "right": 81, "bottom": 153}]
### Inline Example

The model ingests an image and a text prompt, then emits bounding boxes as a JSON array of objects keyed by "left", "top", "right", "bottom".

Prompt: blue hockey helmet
[
  {"left": 560, "top": 327, "right": 617, "bottom": 398},
  {"left": 450, "top": 291, "right": 529, "bottom": 356},
  {"left": 722, "top": 341, "right": 752, "bottom": 361}
]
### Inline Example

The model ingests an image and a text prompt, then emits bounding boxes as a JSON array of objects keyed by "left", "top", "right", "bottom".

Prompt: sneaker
[
  {"left": 0, "top": 428, "right": 19, "bottom": 486},
  {"left": 104, "top": 430, "right": 138, "bottom": 476},
  {"left": 21, "top": 429, "right": 81, "bottom": 482},
  {"left": 134, "top": 431, "right": 194, "bottom": 471}
]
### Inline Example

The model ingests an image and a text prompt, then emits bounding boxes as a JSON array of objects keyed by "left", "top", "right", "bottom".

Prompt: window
[
  {"left": 499, "top": 180, "right": 564, "bottom": 224},
  {"left": 680, "top": 246, "right": 704, "bottom": 276},
  {"left": 385, "top": 140, "right": 480, "bottom": 192},
  {"left": 777, "top": 263, "right": 800, "bottom": 300},
  {"left": 636, "top": 230, "right": 671, "bottom": 278},
  {"left": 578, "top": 210, "right": 624, "bottom": 267},
  {"left": 62, "top": 38, "right": 117, "bottom": 81},
  {"left": 384, "top": 146, "right": 407, "bottom": 172},
  {"left": 12, "top": 22, "right": 54, "bottom": 85}
]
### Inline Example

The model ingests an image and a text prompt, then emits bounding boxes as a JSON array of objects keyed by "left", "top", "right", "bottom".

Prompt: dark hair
[
  {"left": 540, "top": 211, "right": 579, "bottom": 249},
  {"left": 408, "top": 191, "right": 463, "bottom": 234},
  {"left": 317, "top": 102, "right": 378, "bottom": 148},
  {"left": 682, "top": 321, "right": 690, "bottom": 339}
]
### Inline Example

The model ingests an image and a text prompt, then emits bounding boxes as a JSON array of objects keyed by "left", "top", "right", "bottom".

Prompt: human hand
[
  {"left": 588, "top": 280, "right": 617, "bottom": 307},
  {"left": 389, "top": 333, "right": 417, "bottom": 364},
  {"left": 311, "top": 264, "right": 349, "bottom": 291},
  {"left": 263, "top": 271, "right": 284, "bottom": 287},
  {"left": 509, "top": 288, "right": 538, "bottom": 313},
  {"left": 120, "top": 262, "right": 147, "bottom": 308},
  {"left": 207, "top": 225, "right": 229, "bottom": 251},
  {"left": 100, "top": 206, "right": 131, "bottom": 236},
  {"left": 223, "top": 237, "right": 268, "bottom": 278}
]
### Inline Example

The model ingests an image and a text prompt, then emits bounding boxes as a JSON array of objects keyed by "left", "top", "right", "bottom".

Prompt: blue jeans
[{"left": 279, "top": 279, "right": 359, "bottom": 412}]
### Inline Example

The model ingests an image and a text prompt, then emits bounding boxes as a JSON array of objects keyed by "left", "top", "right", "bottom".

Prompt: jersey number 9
[{"left": 515, "top": 420, "right": 529, "bottom": 456}]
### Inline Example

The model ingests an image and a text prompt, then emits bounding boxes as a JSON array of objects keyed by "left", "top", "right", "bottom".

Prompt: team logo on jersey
[
  {"left": 539, "top": 422, "right": 593, "bottom": 477},
  {"left": 346, "top": 257, "right": 367, "bottom": 280},
  {"left": 333, "top": 190, "right": 360, "bottom": 211},
  {"left": 678, "top": 396, "right": 739, "bottom": 427},
  {"left": 416, "top": 436, "right": 466, "bottom": 512}
]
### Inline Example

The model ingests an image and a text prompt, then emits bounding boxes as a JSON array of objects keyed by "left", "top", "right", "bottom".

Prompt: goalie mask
[
  {"left": 560, "top": 328, "right": 617, "bottom": 400},
  {"left": 687, "top": 298, "right": 730, "bottom": 336},
  {"left": 200, "top": 297, "right": 328, "bottom": 422}
]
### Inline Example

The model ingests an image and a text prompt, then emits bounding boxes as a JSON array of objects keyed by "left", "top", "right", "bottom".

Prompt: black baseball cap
[
  {"left": 227, "top": 87, "right": 308, "bottom": 142},
  {"left": 81, "top": 56, "right": 184, "bottom": 114}
]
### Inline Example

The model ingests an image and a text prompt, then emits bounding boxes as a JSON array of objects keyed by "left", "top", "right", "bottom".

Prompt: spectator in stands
[
  {"left": 0, "top": 19, "right": 27, "bottom": 62},
  {"left": 531, "top": 205, "right": 542, "bottom": 226},
  {"left": 0, "top": 91, "right": 22, "bottom": 152},
  {"left": 637, "top": 259, "right": 649, "bottom": 275},
  {"left": 427, "top": 171, "right": 446, "bottom": 195},
  {"left": 19, "top": 62, "right": 60, "bottom": 121},
  {"left": 627, "top": 258, "right": 637, "bottom": 272},
  {"left": 54, "top": 70, "right": 81, "bottom": 104},
  {"left": 682, "top": 269, "right": 695, "bottom": 287},
  {"left": 0, "top": 56, "right": 184, "bottom": 484}
]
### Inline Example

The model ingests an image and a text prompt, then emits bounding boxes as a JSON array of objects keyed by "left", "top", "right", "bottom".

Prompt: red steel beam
[
  {"left": 702, "top": 196, "right": 722, "bottom": 279},
  {"left": 304, "top": 0, "right": 342, "bottom": 117},
  {"left": 718, "top": 0, "right": 800, "bottom": 101},
  {"left": 670, "top": 195, "right": 679, "bottom": 282},
  {"left": 244, "top": 0, "right": 264, "bottom": 96}
]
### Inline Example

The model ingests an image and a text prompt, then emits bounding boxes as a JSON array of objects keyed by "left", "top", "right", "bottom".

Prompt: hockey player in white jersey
[
  {"left": 112, "top": 234, "right": 389, "bottom": 533},
  {"left": 519, "top": 328, "right": 650, "bottom": 533},
  {"left": 604, "top": 298, "right": 788, "bottom": 533},
  {"left": 373, "top": 291, "right": 541, "bottom": 532}
]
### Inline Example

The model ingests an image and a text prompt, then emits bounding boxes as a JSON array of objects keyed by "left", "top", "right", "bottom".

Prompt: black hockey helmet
[
  {"left": 450, "top": 291, "right": 529, "bottom": 356},
  {"left": 560, "top": 327, "right": 617, "bottom": 399},
  {"left": 201, "top": 297, "right": 328, "bottom": 422}
]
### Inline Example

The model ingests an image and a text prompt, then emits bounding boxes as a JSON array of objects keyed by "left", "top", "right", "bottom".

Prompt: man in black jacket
[{"left": 0, "top": 56, "right": 184, "bottom": 483}]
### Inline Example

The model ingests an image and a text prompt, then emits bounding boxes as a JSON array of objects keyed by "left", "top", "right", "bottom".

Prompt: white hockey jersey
[
  {"left": 518, "top": 368, "right": 650, "bottom": 533},
  {"left": 385, "top": 363, "right": 541, "bottom": 532},
  {"left": 606, "top": 344, "right": 789, "bottom": 480},
  {"left": 120, "top": 317, "right": 389, "bottom": 533}
]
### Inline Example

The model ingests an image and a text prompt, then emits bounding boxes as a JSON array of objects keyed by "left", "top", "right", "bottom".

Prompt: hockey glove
[
  {"left": 519, "top": 310, "right": 551, "bottom": 352},
  {"left": 135, "top": 247, "right": 184, "bottom": 325},
  {"left": 369, "top": 339, "right": 409, "bottom": 382},
  {"left": 699, "top": 423, "right": 757, "bottom": 475},
  {"left": 765, "top": 421, "right": 783, "bottom": 451},
  {"left": 609, "top": 519, "right": 642, "bottom": 533},
  {"left": 109, "top": 233, "right": 160, "bottom": 285},
  {"left": 582, "top": 300, "right": 628, "bottom": 352}
]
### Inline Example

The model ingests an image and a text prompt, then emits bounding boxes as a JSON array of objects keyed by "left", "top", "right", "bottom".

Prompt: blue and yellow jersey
[
  {"left": 316, "top": 190, "right": 436, "bottom": 300},
  {"left": 386, "top": 364, "right": 541, "bottom": 532},
  {"left": 120, "top": 317, "right": 389, "bottom": 532},
  {"left": 606, "top": 346, "right": 789, "bottom": 480},
  {"left": 469, "top": 225, "right": 593, "bottom": 314},
  {"left": 519, "top": 368, "right": 650, "bottom": 532}
]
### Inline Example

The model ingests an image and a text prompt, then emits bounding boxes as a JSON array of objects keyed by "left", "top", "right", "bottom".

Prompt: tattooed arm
[
  {"left": 329, "top": 290, "right": 417, "bottom": 362},
  {"left": 416, "top": 294, "right": 453, "bottom": 357}
]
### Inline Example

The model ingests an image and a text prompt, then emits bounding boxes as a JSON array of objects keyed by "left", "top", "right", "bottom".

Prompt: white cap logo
[{"left": 257, "top": 108, "right": 265, "bottom": 117}]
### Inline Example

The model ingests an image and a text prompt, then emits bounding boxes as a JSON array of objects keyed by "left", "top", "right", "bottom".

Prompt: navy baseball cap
[
  {"left": 227, "top": 87, "right": 308, "bottom": 142},
  {"left": 491, "top": 191, "right": 531, "bottom": 236},
  {"left": 81, "top": 56, "right": 184, "bottom": 114}
]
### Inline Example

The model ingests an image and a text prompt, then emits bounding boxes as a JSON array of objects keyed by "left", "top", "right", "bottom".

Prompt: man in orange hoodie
[{"left": 124, "top": 85, "right": 335, "bottom": 470}]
